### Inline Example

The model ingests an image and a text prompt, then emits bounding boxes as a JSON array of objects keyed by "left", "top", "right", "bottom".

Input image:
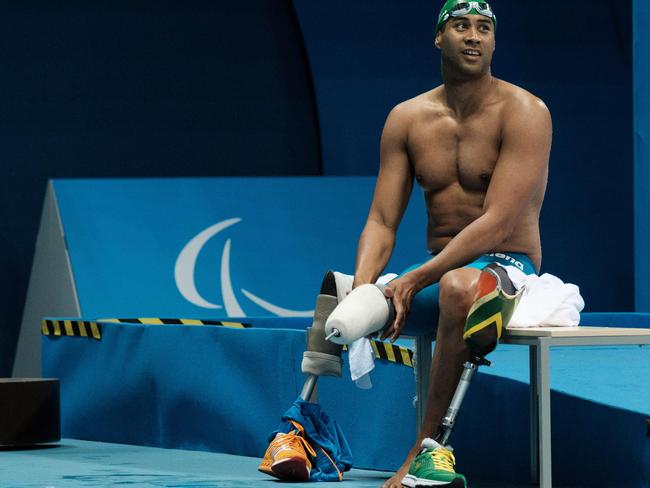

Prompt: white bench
[{"left": 413, "top": 326, "right": 650, "bottom": 488}]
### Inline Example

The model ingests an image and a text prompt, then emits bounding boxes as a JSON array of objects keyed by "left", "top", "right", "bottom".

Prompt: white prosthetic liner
[{"left": 324, "top": 284, "right": 393, "bottom": 344}]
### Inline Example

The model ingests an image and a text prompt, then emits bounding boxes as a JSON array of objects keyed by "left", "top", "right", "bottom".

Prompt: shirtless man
[{"left": 351, "top": 2, "right": 551, "bottom": 487}]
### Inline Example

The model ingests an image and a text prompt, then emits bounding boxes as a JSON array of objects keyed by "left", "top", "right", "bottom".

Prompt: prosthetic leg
[
  {"left": 438, "top": 263, "right": 523, "bottom": 445},
  {"left": 261, "top": 271, "right": 361, "bottom": 482}
]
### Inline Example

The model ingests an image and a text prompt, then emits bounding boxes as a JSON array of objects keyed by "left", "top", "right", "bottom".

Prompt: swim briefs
[{"left": 397, "top": 252, "right": 537, "bottom": 336}]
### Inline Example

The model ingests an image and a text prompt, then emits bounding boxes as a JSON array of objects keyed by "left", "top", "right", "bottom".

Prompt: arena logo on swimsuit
[
  {"left": 174, "top": 218, "right": 314, "bottom": 317},
  {"left": 486, "top": 252, "right": 525, "bottom": 271}
]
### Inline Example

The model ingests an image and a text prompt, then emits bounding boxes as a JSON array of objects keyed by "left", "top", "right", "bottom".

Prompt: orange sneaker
[{"left": 258, "top": 420, "right": 316, "bottom": 481}]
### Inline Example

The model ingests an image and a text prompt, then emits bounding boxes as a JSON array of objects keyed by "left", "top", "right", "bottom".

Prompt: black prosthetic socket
[{"left": 485, "top": 262, "right": 516, "bottom": 294}]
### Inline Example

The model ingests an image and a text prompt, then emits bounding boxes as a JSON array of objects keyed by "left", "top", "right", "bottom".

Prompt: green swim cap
[{"left": 436, "top": 1, "right": 497, "bottom": 33}]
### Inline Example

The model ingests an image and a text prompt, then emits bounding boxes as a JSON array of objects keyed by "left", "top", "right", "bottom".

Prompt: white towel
[
  {"left": 333, "top": 272, "right": 397, "bottom": 388},
  {"left": 503, "top": 266, "right": 585, "bottom": 328}
]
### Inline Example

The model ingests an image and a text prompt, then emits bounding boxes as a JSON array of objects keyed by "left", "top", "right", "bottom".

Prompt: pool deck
[{"left": 0, "top": 439, "right": 583, "bottom": 488}]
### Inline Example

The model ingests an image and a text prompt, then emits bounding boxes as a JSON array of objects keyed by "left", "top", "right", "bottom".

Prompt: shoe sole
[
  {"left": 271, "top": 457, "right": 310, "bottom": 481},
  {"left": 402, "top": 474, "right": 466, "bottom": 487},
  {"left": 258, "top": 464, "right": 280, "bottom": 479}
]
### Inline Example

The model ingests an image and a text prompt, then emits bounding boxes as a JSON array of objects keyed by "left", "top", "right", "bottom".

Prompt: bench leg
[
  {"left": 530, "top": 340, "right": 552, "bottom": 488},
  {"left": 529, "top": 345, "right": 539, "bottom": 483},
  {"left": 415, "top": 335, "right": 433, "bottom": 435}
]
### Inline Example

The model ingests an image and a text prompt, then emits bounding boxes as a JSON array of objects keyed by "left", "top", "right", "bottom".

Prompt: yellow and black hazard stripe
[
  {"left": 371, "top": 339, "right": 414, "bottom": 367},
  {"left": 41, "top": 317, "right": 414, "bottom": 368},
  {"left": 343, "top": 340, "right": 414, "bottom": 368},
  {"left": 98, "top": 318, "right": 251, "bottom": 329},
  {"left": 41, "top": 319, "right": 102, "bottom": 340}
]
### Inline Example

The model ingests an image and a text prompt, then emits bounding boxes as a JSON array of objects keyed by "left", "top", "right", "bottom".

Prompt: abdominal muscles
[{"left": 423, "top": 182, "right": 541, "bottom": 264}]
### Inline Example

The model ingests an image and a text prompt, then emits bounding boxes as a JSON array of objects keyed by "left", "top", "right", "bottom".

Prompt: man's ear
[{"left": 434, "top": 31, "right": 442, "bottom": 49}]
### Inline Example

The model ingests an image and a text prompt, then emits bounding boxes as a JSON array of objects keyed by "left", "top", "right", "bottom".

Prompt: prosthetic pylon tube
[{"left": 437, "top": 263, "right": 523, "bottom": 445}]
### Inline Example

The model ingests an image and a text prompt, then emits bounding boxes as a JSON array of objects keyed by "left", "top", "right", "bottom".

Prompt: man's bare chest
[{"left": 407, "top": 114, "right": 502, "bottom": 193}]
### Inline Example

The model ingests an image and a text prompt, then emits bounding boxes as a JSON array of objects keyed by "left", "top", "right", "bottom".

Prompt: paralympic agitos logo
[{"left": 174, "top": 218, "right": 313, "bottom": 317}]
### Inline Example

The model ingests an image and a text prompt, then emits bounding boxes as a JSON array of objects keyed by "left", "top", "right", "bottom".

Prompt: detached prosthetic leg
[
  {"left": 261, "top": 273, "right": 395, "bottom": 482},
  {"left": 259, "top": 272, "right": 345, "bottom": 481}
]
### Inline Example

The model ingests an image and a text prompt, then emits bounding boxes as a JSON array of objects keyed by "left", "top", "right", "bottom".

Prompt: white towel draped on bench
[{"left": 503, "top": 266, "right": 585, "bottom": 328}]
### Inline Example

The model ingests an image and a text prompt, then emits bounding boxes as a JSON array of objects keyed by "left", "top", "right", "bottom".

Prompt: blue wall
[
  {"left": 293, "top": 0, "right": 633, "bottom": 312},
  {"left": 51, "top": 177, "right": 426, "bottom": 317},
  {"left": 635, "top": 0, "right": 650, "bottom": 311}
]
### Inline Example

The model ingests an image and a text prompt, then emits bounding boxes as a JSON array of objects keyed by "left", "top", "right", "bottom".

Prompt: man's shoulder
[
  {"left": 388, "top": 86, "right": 445, "bottom": 121},
  {"left": 496, "top": 79, "right": 550, "bottom": 118}
]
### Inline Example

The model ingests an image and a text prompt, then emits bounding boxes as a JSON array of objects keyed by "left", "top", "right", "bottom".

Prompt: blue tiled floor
[{"left": 0, "top": 439, "right": 581, "bottom": 488}]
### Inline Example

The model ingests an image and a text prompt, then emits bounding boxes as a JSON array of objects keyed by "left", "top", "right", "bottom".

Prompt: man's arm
[{"left": 353, "top": 104, "right": 414, "bottom": 287}]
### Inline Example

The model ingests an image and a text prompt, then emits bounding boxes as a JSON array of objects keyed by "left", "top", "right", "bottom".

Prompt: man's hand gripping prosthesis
[{"left": 300, "top": 264, "right": 522, "bottom": 445}]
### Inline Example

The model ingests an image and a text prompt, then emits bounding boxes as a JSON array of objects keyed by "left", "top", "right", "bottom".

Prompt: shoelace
[
  {"left": 316, "top": 444, "right": 343, "bottom": 481},
  {"left": 428, "top": 447, "right": 456, "bottom": 472},
  {"left": 272, "top": 420, "right": 316, "bottom": 458},
  {"left": 283, "top": 432, "right": 317, "bottom": 458},
  {"left": 271, "top": 420, "right": 344, "bottom": 480},
  {"left": 273, "top": 420, "right": 343, "bottom": 481}
]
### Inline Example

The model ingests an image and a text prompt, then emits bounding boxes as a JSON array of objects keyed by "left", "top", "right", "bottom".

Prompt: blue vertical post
[{"left": 635, "top": 1, "right": 650, "bottom": 311}]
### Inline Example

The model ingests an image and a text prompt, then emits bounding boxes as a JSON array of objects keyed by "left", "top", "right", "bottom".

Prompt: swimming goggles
[
  {"left": 437, "top": 2, "right": 496, "bottom": 32},
  {"left": 448, "top": 2, "right": 494, "bottom": 19}
]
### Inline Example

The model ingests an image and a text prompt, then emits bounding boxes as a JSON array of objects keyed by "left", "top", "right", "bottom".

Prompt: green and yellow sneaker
[{"left": 401, "top": 438, "right": 467, "bottom": 488}]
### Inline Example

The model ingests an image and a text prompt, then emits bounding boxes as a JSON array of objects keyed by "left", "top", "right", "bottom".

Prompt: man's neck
[{"left": 441, "top": 69, "right": 494, "bottom": 118}]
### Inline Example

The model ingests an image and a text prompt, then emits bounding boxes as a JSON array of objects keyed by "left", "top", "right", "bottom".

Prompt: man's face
[{"left": 435, "top": 14, "right": 496, "bottom": 78}]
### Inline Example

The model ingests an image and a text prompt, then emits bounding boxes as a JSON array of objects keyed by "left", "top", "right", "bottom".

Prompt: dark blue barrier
[{"left": 41, "top": 319, "right": 417, "bottom": 470}]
